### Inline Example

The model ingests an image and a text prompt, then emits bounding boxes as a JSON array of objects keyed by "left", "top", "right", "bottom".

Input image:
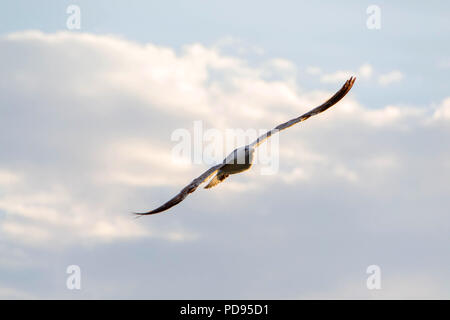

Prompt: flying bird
[{"left": 135, "top": 77, "right": 356, "bottom": 216}]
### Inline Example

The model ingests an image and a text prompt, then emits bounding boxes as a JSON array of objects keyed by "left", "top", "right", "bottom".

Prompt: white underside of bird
[{"left": 204, "top": 146, "right": 256, "bottom": 189}]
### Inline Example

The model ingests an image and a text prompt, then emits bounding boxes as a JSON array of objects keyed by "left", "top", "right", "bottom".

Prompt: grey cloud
[{"left": 0, "top": 31, "right": 449, "bottom": 298}]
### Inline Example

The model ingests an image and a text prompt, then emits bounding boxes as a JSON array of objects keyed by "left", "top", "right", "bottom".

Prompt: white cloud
[
  {"left": 280, "top": 167, "right": 309, "bottom": 183},
  {"left": 378, "top": 70, "right": 403, "bottom": 85},
  {"left": 364, "top": 154, "right": 399, "bottom": 170},
  {"left": 358, "top": 63, "right": 373, "bottom": 79},
  {"left": 305, "top": 66, "right": 322, "bottom": 75},
  {"left": 320, "top": 70, "right": 353, "bottom": 83},
  {"left": 0, "top": 30, "right": 448, "bottom": 251},
  {"left": 359, "top": 104, "right": 426, "bottom": 127},
  {"left": 213, "top": 36, "right": 264, "bottom": 56},
  {"left": 267, "top": 58, "right": 296, "bottom": 72},
  {"left": 319, "top": 63, "right": 372, "bottom": 83},
  {"left": 334, "top": 165, "right": 359, "bottom": 183},
  {"left": 0, "top": 30, "right": 450, "bottom": 300},
  {"left": 0, "top": 169, "right": 21, "bottom": 186},
  {"left": 437, "top": 59, "right": 450, "bottom": 69},
  {"left": 432, "top": 97, "right": 450, "bottom": 122}
]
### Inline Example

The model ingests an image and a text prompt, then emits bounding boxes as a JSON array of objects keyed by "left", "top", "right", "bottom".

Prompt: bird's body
[
  {"left": 205, "top": 146, "right": 255, "bottom": 188},
  {"left": 135, "top": 77, "right": 356, "bottom": 216}
]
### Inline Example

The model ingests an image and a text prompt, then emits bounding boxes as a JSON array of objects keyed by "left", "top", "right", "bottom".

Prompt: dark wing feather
[
  {"left": 251, "top": 77, "right": 356, "bottom": 147},
  {"left": 134, "top": 164, "right": 224, "bottom": 216}
]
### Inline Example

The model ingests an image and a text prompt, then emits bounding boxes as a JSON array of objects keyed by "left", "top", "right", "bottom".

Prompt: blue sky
[
  {"left": 2, "top": 1, "right": 450, "bottom": 106},
  {"left": 0, "top": 1, "right": 450, "bottom": 299}
]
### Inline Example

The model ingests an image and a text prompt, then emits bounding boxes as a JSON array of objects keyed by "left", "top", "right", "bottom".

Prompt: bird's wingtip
[
  {"left": 132, "top": 211, "right": 152, "bottom": 216},
  {"left": 131, "top": 208, "right": 167, "bottom": 217},
  {"left": 344, "top": 76, "right": 356, "bottom": 90}
]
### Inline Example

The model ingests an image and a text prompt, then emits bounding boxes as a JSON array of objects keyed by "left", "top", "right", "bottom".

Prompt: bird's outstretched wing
[
  {"left": 135, "top": 77, "right": 355, "bottom": 216},
  {"left": 250, "top": 77, "right": 356, "bottom": 147},
  {"left": 134, "top": 163, "right": 224, "bottom": 216}
]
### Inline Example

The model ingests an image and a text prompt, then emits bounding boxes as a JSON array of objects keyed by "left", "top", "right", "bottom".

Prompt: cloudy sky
[{"left": 1, "top": 1, "right": 450, "bottom": 299}]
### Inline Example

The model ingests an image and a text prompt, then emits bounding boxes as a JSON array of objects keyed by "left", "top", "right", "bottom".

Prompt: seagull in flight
[{"left": 135, "top": 77, "right": 356, "bottom": 216}]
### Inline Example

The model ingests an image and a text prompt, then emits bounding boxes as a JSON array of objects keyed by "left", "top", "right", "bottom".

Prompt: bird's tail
[{"left": 204, "top": 172, "right": 229, "bottom": 189}]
